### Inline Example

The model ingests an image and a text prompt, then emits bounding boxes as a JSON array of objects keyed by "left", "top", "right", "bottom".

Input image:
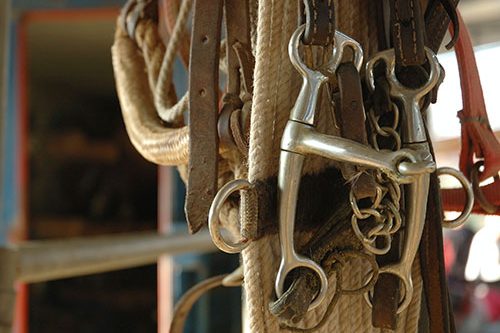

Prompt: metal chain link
[{"left": 349, "top": 100, "right": 403, "bottom": 255}]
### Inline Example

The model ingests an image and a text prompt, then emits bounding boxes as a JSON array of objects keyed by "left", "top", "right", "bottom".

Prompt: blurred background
[{"left": 0, "top": 0, "right": 499, "bottom": 332}]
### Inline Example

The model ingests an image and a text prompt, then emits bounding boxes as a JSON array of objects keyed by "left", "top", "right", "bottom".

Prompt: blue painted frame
[{"left": 0, "top": 0, "right": 125, "bottom": 244}]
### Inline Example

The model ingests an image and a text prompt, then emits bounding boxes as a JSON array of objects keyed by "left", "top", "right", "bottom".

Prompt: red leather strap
[
  {"left": 454, "top": 11, "right": 500, "bottom": 182},
  {"left": 441, "top": 11, "right": 500, "bottom": 215},
  {"left": 441, "top": 182, "right": 500, "bottom": 214}
]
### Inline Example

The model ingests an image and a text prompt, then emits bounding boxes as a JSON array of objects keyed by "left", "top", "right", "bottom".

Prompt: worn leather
[
  {"left": 425, "top": 0, "right": 460, "bottom": 52},
  {"left": 335, "top": 62, "right": 377, "bottom": 199},
  {"left": 185, "top": 0, "right": 254, "bottom": 233},
  {"left": 302, "top": 0, "right": 336, "bottom": 45},
  {"left": 218, "top": 0, "right": 254, "bottom": 151},
  {"left": 186, "top": 0, "right": 223, "bottom": 234},
  {"left": 269, "top": 183, "right": 360, "bottom": 323},
  {"left": 420, "top": 168, "right": 455, "bottom": 333},
  {"left": 390, "top": 0, "right": 426, "bottom": 66}
]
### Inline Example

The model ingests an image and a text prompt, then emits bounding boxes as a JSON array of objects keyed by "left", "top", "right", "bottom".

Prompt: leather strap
[
  {"left": 335, "top": 62, "right": 377, "bottom": 199},
  {"left": 218, "top": 0, "right": 253, "bottom": 151},
  {"left": 390, "top": 0, "right": 426, "bottom": 66},
  {"left": 186, "top": 0, "right": 223, "bottom": 233},
  {"left": 372, "top": 235, "right": 401, "bottom": 329},
  {"left": 420, "top": 170, "right": 454, "bottom": 333},
  {"left": 302, "top": 0, "right": 336, "bottom": 46},
  {"left": 269, "top": 190, "right": 361, "bottom": 324},
  {"left": 170, "top": 274, "right": 227, "bottom": 333},
  {"left": 453, "top": 12, "right": 500, "bottom": 183},
  {"left": 442, "top": 179, "right": 500, "bottom": 214},
  {"left": 425, "top": 0, "right": 459, "bottom": 52},
  {"left": 439, "top": 12, "right": 500, "bottom": 215}
]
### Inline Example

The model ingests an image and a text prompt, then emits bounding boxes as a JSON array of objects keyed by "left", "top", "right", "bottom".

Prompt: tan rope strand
[
  {"left": 134, "top": 20, "right": 166, "bottom": 97},
  {"left": 112, "top": 23, "right": 189, "bottom": 165},
  {"left": 164, "top": 0, "right": 191, "bottom": 67},
  {"left": 351, "top": 259, "right": 363, "bottom": 333},
  {"left": 403, "top": 257, "right": 423, "bottom": 332},
  {"left": 243, "top": 0, "right": 291, "bottom": 330},
  {"left": 155, "top": 0, "right": 192, "bottom": 124}
]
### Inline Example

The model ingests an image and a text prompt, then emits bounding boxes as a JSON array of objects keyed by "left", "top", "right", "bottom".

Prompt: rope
[
  {"left": 243, "top": 1, "right": 388, "bottom": 332},
  {"left": 112, "top": 22, "right": 189, "bottom": 165},
  {"left": 155, "top": 0, "right": 192, "bottom": 124},
  {"left": 163, "top": 0, "right": 191, "bottom": 67},
  {"left": 403, "top": 257, "right": 423, "bottom": 332},
  {"left": 243, "top": 0, "right": 298, "bottom": 331}
]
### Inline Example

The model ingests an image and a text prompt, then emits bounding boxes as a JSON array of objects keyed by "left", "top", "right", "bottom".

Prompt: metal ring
[
  {"left": 471, "top": 161, "right": 500, "bottom": 214},
  {"left": 384, "top": 200, "right": 402, "bottom": 233},
  {"left": 351, "top": 214, "right": 392, "bottom": 255},
  {"left": 437, "top": 167, "right": 474, "bottom": 228},
  {"left": 208, "top": 179, "right": 252, "bottom": 253},
  {"left": 370, "top": 127, "right": 402, "bottom": 151},
  {"left": 364, "top": 269, "right": 413, "bottom": 314}
]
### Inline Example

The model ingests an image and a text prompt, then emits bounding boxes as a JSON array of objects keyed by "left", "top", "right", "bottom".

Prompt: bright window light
[{"left": 429, "top": 43, "right": 500, "bottom": 141}]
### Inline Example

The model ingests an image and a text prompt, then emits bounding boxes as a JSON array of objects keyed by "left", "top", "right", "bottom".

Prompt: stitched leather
[
  {"left": 302, "top": 0, "right": 335, "bottom": 45},
  {"left": 390, "top": 0, "right": 426, "bottom": 66}
]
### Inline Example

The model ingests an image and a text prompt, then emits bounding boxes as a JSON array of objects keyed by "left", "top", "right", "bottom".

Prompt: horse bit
[{"left": 208, "top": 24, "right": 474, "bottom": 313}]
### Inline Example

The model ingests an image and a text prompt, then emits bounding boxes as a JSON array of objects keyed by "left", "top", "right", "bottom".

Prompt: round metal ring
[
  {"left": 208, "top": 179, "right": 252, "bottom": 254},
  {"left": 363, "top": 269, "right": 413, "bottom": 314},
  {"left": 351, "top": 214, "right": 392, "bottom": 255},
  {"left": 437, "top": 167, "right": 474, "bottom": 228},
  {"left": 471, "top": 161, "right": 500, "bottom": 214}
]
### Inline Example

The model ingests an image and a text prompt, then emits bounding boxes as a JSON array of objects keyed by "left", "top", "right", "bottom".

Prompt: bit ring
[
  {"left": 437, "top": 167, "right": 474, "bottom": 228},
  {"left": 208, "top": 179, "right": 252, "bottom": 253}
]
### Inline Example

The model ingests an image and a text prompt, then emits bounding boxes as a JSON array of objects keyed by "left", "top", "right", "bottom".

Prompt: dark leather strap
[
  {"left": 425, "top": 0, "right": 460, "bottom": 52},
  {"left": 390, "top": 0, "right": 426, "bottom": 66},
  {"left": 336, "top": 63, "right": 368, "bottom": 145},
  {"left": 186, "top": 0, "right": 223, "bottom": 233},
  {"left": 372, "top": 234, "right": 401, "bottom": 329},
  {"left": 224, "top": 0, "right": 252, "bottom": 96},
  {"left": 302, "top": 0, "right": 336, "bottom": 46},
  {"left": 218, "top": 0, "right": 254, "bottom": 151},
  {"left": 335, "top": 62, "right": 377, "bottom": 199},
  {"left": 417, "top": 131, "right": 455, "bottom": 333},
  {"left": 170, "top": 274, "right": 227, "bottom": 333},
  {"left": 420, "top": 170, "right": 455, "bottom": 333}
]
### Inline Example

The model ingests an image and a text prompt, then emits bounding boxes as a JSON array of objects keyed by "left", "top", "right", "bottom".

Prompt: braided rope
[
  {"left": 112, "top": 22, "right": 189, "bottom": 165},
  {"left": 243, "top": 0, "right": 297, "bottom": 329}
]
